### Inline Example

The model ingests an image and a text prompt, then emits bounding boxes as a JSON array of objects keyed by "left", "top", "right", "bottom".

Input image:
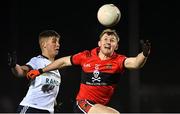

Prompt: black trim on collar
[{"left": 41, "top": 55, "right": 49, "bottom": 60}]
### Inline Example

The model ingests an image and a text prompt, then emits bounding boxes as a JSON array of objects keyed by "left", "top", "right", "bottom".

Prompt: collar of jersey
[{"left": 41, "top": 54, "right": 49, "bottom": 60}]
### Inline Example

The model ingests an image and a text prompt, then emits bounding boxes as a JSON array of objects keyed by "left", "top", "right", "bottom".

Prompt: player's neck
[
  {"left": 98, "top": 51, "right": 112, "bottom": 60},
  {"left": 42, "top": 53, "right": 55, "bottom": 62}
]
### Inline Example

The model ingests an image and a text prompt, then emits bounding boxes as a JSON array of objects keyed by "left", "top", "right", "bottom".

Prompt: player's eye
[{"left": 110, "top": 39, "right": 116, "bottom": 42}]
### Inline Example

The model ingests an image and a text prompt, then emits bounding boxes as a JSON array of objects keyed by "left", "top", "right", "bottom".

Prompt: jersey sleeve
[
  {"left": 26, "top": 57, "right": 38, "bottom": 69},
  {"left": 71, "top": 50, "right": 90, "bottom": 65},
  {"left": 118, "top": 55, "right": 127, "bottom": 73}
]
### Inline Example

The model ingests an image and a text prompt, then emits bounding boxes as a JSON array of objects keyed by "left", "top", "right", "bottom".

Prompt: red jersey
[{"left": 71, "top": 47, "right": 126, "bottom": 105}]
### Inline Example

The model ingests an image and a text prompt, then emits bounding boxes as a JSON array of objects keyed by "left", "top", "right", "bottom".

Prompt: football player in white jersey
[{"left": 8, "top": 30, "right": 61, "bottom": 113}]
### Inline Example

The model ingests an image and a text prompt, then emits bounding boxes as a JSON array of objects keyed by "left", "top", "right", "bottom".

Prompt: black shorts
[
  {"left": 17, "top": 105, "right": 50, "bottom": 113},
  {"left": 73, "top": 99, "right": 95, "bottom": 114}
]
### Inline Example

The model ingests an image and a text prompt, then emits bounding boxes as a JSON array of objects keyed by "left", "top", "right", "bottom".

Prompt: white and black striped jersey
[{"left": 20, "top": 55, "right": 61, "bottom": 113}]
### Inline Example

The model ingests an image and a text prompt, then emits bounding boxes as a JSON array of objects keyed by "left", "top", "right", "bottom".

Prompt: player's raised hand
[
  {"left": 8, "top": 51, "right": 17, "bottom": 68},
  {"left": 140, "top": 40, "right": 151, "bottom": 57},
  {"left": 26, "top": 69, "right": 43, "bottom": 79}
]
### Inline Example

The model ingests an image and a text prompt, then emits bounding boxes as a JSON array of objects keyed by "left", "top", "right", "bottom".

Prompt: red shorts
[{"left": 74, "top": 99, "right": 95, "bottom": 114}]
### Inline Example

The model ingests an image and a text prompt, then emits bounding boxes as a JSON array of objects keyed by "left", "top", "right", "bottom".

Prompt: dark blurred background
[{"left": 3, "top": 0, "right": 180, "bottom": 113}]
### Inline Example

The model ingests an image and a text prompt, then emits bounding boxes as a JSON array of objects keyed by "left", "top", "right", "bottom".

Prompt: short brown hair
[
  {"left": 99, "top": 29, "right": 120, "bottom": 42},
  {"left": 39, "top": 30, "right": 60, "bottom": 40},
  {"left": 39, "top": 30, "right": 60, "bottom": 48}
]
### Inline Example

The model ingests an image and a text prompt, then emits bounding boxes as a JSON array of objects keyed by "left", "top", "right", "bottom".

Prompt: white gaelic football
[{"left": 97, "top": 4, "right": 121, "bottom": 27}]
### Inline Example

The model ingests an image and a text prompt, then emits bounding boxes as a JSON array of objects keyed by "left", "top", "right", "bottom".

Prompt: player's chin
[
  {"left": 103, "top": 50, "right": 113, "bottom": 56},
  {"left": 55, "top": 50, "right": 59, "bottom": 55}
]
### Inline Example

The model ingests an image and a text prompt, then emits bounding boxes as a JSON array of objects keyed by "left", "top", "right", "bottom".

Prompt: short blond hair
[{"left": 99, "top": 29, "right": 120, "bottom": 42}]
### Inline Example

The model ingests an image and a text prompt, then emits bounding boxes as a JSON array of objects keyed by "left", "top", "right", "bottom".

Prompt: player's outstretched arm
[
  {"left": 43, "top": 56, "right": 72, "bottom": 72},
  {"left": 26, "top": 56, "right": 72, "bottom": 79},
  {"left": 124, "top": 40, "right": 151, "bottom": 69}
]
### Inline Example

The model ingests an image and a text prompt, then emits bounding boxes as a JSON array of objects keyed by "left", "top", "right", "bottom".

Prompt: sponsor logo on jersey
[
  {"left": 105, "top": 64, "right": 112, "bottom": 69},
  {"left": 46, "top": 78, "right": 60, "bottom": 86},
  {"left": 83, "top": 63, "right": 91, "bottom": 68}
]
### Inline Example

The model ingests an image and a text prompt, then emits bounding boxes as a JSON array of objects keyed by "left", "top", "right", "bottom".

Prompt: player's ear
[
  {"left": 41, "top": 41, "right": 47, "bottom": 48},
  {"left": 115, "top": 44, "right": 118, "bottom": 50},
  {"left": 98, "top": 41, "right": 101, "bottom": 47}
]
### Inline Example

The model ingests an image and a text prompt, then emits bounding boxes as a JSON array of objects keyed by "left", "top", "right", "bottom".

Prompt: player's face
[
  {"left": 46, "top": 37, "right": 60, "bottom": 56},
  {"left": 98, "top": 33, "right": 118, "bottom": 56}
]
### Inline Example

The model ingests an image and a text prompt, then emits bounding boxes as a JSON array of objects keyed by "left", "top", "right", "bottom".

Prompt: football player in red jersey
[{"left": 27, "top": 29, "right": 151, "bottom": 114}]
